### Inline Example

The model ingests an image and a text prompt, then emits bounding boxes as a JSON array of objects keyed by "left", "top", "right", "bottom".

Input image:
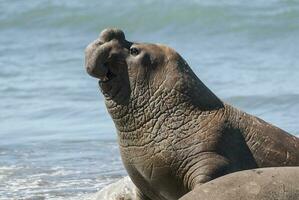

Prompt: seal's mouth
[{"left": 99, "top": 62, "right": 117, "bottom": 84}]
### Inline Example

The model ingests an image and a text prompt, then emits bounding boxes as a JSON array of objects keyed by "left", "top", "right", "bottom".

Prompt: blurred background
[{"left": 1, "top": 0, "right": 299, "bottom": 199}]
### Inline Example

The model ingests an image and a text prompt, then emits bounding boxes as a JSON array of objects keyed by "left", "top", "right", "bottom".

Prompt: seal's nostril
[
  {"left": 100, "top": 28, "right": 125, "bottom": 42},
  {"left": 95, "top": 40, "right": 103, "bottom": 46}
]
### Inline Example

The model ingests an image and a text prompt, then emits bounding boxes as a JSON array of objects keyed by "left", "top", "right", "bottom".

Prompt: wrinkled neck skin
[
  {"left": 104, "top": 58, "right": 224, "bottom": 147},
  {"left": 104, "top": 59, "right": 225, "bottom": 199}
]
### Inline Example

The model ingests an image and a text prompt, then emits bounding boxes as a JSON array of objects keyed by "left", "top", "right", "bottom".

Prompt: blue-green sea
[{"left": 1, "top": 0, "right": 299, "bottom": 199}]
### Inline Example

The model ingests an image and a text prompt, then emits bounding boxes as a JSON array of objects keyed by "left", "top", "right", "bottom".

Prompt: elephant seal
[
  {"left": 180, "top": 167, "right": 299, "bottom": 200},
  {"left": 85, "top": 28, "right": 299, "bottom": 200}
]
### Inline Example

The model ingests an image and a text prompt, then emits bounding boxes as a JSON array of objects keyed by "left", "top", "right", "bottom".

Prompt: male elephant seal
[{"left": 85, "top": 28, "right": 299, "bottom": 200}]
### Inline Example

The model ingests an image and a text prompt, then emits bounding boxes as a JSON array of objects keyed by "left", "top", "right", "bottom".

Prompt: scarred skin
[
  {"left": 180, "top": 167, "right": 299, "bottom": 200},
  {"left": 85, "top": 28, "right": 299, "bottom": 200}
]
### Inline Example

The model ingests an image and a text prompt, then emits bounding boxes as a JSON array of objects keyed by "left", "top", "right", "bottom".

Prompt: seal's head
[
  {"left": 85, "top": 28, "right": 223, "bottom": 111},
  {"left": 85, "top": 28, "right": 183, "bottom": 105}
]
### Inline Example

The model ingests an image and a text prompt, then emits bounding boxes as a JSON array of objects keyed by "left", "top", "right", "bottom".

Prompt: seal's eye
[{"left": 130, "top": 47, "right": 139, "bottom": 56}]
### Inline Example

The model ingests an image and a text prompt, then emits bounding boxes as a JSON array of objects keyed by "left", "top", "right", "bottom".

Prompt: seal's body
[
  {"left": 85, "top": 28, "right": 299, "bottom": 200},
  {"left": 180, "top": 167, "right": 299, "bottom": 200}
]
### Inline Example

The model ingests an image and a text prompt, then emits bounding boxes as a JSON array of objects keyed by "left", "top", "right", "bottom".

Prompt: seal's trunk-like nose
[
  {"left": 84, "top": 28, "right": 126, "bottom": 79},
  {"left": 85, "top": 40, "right": 110, "bottom": 79},
  {"left": 99, "top": 28, "right": 125, "bottom": 43}
]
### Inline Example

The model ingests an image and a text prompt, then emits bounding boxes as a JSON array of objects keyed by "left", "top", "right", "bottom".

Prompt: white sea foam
[{"left": 93, "top": 176, "right": 135, "bottom": 200}]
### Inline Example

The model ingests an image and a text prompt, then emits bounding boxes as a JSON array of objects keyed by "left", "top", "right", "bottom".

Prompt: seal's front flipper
[{"left": 182, "top": 153, "right": 230, "bottom": 191}]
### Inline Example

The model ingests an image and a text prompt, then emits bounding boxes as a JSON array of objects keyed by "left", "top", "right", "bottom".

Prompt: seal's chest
[{"left": 131, "top": 159, "right": 183, "bottom": 200}]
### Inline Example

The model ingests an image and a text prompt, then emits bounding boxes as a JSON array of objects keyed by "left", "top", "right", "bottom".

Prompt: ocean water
[{"left": 1, "top": 0, "right": 299, "bottom": 199}]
